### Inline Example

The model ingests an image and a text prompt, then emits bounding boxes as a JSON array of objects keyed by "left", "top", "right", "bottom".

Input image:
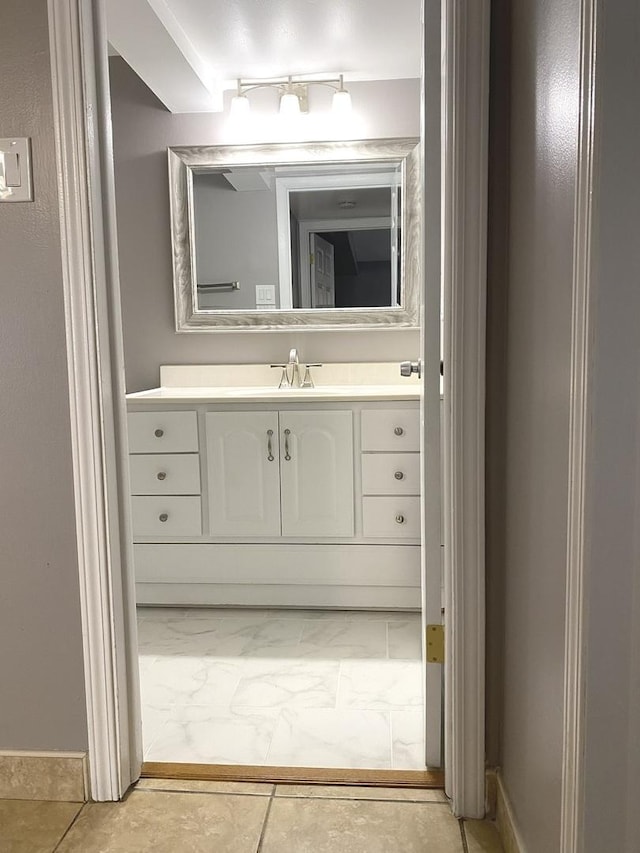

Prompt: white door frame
[
  {"left": 47, "top": 0, "right": 489, "bottom": 814},
  {"left": 560, "top": 0, "right": 597, "bottom": 849},
  {"left": 297, "top": 217, "right": 393, "bottom": 311},
  {"left": 440, "top": 0, "right": 490, "bottom": 817},
  {"left": 48, "top": 0, "right": 142, "bottom": 800},
  {"left": 275, "top": 170, "right": 398, "bottom": 309}
]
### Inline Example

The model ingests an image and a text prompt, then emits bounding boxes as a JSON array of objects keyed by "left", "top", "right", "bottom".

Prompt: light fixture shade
[
  {"left": 230, "top": 94, "right": 250, "bottom": 118},
  {"left": 332, "top": 88, "right": 352, "bottom": 116},
  {"left": 279, "top": 92, "right": 301, "bottom": 116}
]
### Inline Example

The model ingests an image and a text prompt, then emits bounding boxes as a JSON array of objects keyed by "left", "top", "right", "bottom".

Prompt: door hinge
[{"left": 426, "top": 624, "right": 444, "bottom": 663}]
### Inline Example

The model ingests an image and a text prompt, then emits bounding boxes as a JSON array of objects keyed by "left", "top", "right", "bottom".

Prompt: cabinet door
[
  {"left": 206, "top": 412, "right": 281, "bottom": 536},
  {"left": 280, "top": 410, "right": 354, "bottom": 537}
]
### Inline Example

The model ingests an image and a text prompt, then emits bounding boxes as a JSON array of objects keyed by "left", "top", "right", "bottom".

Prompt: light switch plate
[
  {"left": 0, "top": 138, "right": 33, "bottom": 202},
  {"left": 255, "top": 284, "right": 276, "bottom": 306}
]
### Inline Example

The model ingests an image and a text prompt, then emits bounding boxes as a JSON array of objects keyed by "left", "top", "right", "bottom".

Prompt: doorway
[
  {"left": 47, "top": 0, "right": 488, "bottom": 815},
  {"left": 107, "top": 0, "right": 435, "bottom": 781}
]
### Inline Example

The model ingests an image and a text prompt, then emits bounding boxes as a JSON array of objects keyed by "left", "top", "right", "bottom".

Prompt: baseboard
[
  {"left": 0, "top": 750, "right": 88, "bottom": 802},
  {"left": 485, "top": 767, "right": 498, "bottom": 818},
  {"left": 496, "top": 771, "right": 528, "bottom": 853}
]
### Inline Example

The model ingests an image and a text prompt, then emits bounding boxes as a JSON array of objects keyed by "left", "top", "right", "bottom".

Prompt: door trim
[
  {"left": 560, "top": 0, "right": 598, "bottom": 850},
  {"left": 47, "top": 0, "right": 142, "bottom": 800},
  {"left": 47, "top": 0, "right": 489, "bottom": 812},
  {"left": 441, "top": 0, "right": 490, "bottom": 818}
]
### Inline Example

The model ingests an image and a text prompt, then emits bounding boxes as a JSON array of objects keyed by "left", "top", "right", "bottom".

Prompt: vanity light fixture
[
  {"left": 229, "top": 74, "right": 353, "bottom": 118},
  {"left": 279, "top": 78, "right": 302, "bottom": 116},
  {"left": 229, "top": 82, "right": 251, "bottom": 118},
  {"left": 331, "top": 76, "right": 353, "bottom": 115}
]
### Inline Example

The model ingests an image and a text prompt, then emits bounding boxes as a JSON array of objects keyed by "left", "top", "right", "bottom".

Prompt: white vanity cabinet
[
  {"left": 127, "top": 394, "right": 421, "bottom": 609},
  {"left": 206, "top": 412, "right": 281, "bottom": 537},
  {"left": 206, "top": 410, "right": 353, "bottom": 538},
  {"left": 128, "top": 410, "right": 202, "bottom": 540},
  {"left": 279, "top": 410, "right": 354, "bottom": 537},
  {"left": 360, "top": 408, "right": 422, "bottom": 540}
]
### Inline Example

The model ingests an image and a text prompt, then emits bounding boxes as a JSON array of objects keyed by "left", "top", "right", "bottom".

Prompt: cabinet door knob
[
  {"left": 158, "top": 513, "right": 169, "bottom": 522},
  {"left": 394, "top": 471, "right": 404, "bottom": 480},
  {"left": 394, "top": 426, "right": 404, "bottom": 436},
  {"left": 395, "top": 514, "right": 405, "bottom": 524},
  {"left": 154, "top": 428, "right": 164, "bottom": 438},
  {"left": 156, "top": 471, "right": 167, "bottom": 481}
]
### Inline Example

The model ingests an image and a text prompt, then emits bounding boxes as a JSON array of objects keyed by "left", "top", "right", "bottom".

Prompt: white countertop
[
  {"left": 127, "top": 384, "right": 421, "bottom": 403},
  {"left": 126, "top": 362, "right": 421, "bottom": 403}
]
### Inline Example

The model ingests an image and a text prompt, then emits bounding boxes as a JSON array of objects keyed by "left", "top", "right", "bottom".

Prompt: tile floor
[
  {"left": 0, "top": 781, "right": 504, "bottom": 852},
  {"left": 138, "top": 607, "right": 425, "bottom": 769}
]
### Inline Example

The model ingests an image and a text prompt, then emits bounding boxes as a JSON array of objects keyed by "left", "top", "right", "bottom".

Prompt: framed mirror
[{"left": 168, "top": 138, "right": 420, "bottom": 331}]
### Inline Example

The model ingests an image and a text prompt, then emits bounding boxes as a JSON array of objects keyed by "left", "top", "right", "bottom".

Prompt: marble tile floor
[
  {"left": 0, "top": 781, "right": 505, "bottom": 853},
  {"left": 137, "top": 607, "right": 426, "bottom": 769}
]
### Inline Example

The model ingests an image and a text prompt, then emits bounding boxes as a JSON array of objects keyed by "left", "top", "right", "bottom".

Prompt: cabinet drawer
[
  {"left": 127, "top": 411, "right": 198, "bottom": 453},
  {"left": 362, "top": 496, "right": 421, "bottom": 539},
  {"left": 361, "top": 409, "right": 420, "bottom": 451},
  {"left": 361, "top": 453, "right": 421, "bottom": 495},
  {"left": 130, "top": 454, "right": 201, "bottom": 495},
  {"left": 131, "top": 496, "right": 202, "bottom": 537}
]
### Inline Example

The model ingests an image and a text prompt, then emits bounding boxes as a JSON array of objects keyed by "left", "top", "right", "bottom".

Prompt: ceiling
[
  {"left": 290, "top": 187, "right": 392, "bottom": 221},
  {"left": 105, "top": 0, "right": 421, "bottom": 113}
]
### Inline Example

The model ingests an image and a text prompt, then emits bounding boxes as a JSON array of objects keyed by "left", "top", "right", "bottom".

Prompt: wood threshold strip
[{"left": 142, "top": 762, "right": 444, "bottom": 789}]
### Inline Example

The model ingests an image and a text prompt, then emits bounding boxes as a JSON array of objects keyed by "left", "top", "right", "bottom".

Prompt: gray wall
[
  {"left": 108, "top": 58, "right": 421, "bottom": 392},
  {"left": 581, "top": 2, "right": 640, "bottom": 849},
  {"left": 498, "top": 0, "right": 580, "bottom": 848},
  {"left": 193, "top": 173, "right": 280, "bottom": 310},
  {"left": 0, "top": 0, "right": 87, "bottom": 751}
]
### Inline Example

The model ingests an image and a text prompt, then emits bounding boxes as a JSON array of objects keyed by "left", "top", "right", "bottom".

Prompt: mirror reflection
[{"left": 192, "top": 161, "right": 402, "bottom": 312}]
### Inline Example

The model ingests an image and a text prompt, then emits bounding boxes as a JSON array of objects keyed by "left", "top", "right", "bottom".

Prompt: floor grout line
[
  {"left": 335, "top": 659, "right": 344, "bottom": 711},
  {"left": 273, "top": 793, "right": 450, "bottom": 805},
  {"left": 51, "top": 801, "right": 86, "bottom": 853},
  {"left": 137, "top": 785, "right": 275, "bottom": 799},
  {"left": 135, "top": 784, "right": 447, "bottom": 805},
  {"left": 255, "top": 786, "right": 276, "bottom": 853},
  {"left": 459, "top": 818, "right": 470, "bottom": 853},
  {"left": 389, "top": 705, "right": 396, "bottom": 769},
  {"left": 258, "top": 706, "right": 281, "bottom": 767}
]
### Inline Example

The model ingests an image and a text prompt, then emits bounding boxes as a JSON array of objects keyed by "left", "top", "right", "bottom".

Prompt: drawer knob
[
  {"left": 154, "top": 428, "right": 164, "bottom": 438},
  {"left": 394, "top": 471, "right": 405, "bottom": 480},
  {"left": 395, "top": 514, "right": 405, "bottom": 524},
  {"left": 394, "top": 426, "right": 404, "bottom": 436},
  {"left": 158, "top": 513, "right": 169, "bottom": 522},
  {"left": 156, "top": 472, "right": 167, "bottom": 481}
]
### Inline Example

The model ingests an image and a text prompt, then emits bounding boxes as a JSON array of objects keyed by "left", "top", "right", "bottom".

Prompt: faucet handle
[
  {"left": 300, "top": 363, "right": 323, "bottom": 388},
  {"left": 270, "top": 364, "right": 291, "bottom": 388}
]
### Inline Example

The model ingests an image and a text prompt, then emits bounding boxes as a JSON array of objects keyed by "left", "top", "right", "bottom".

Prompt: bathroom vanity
[{"left": 127, "top": 363, "right": 422, "bottom": 608}]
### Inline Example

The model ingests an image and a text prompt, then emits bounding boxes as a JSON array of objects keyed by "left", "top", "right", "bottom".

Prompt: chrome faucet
[
  {"left": 270, "top": 348, "right": 322, "bottom": 388},
  {"left": 288, "top": 348, "right": 300, "bottom": 387},
  {"left": 270, "top": 347, "right": 300, "bottom": 388}
]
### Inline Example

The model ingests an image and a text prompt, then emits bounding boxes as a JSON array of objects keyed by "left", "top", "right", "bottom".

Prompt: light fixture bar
[
  {"left": 229, "top": 75, "right": 352, "bottom": 118},
  {"left": 236, "top": 75, "right": 343, "bottom": 93}
]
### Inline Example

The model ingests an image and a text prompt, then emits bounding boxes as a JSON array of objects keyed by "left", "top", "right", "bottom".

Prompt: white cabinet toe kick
[{"left": 127, "top": 398, "right": 422, "bottom": 608}]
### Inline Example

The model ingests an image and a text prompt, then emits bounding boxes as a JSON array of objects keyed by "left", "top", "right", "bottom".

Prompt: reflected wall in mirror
[{"left": 169, "top": 139, "right": 420, "bottom": 331}]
